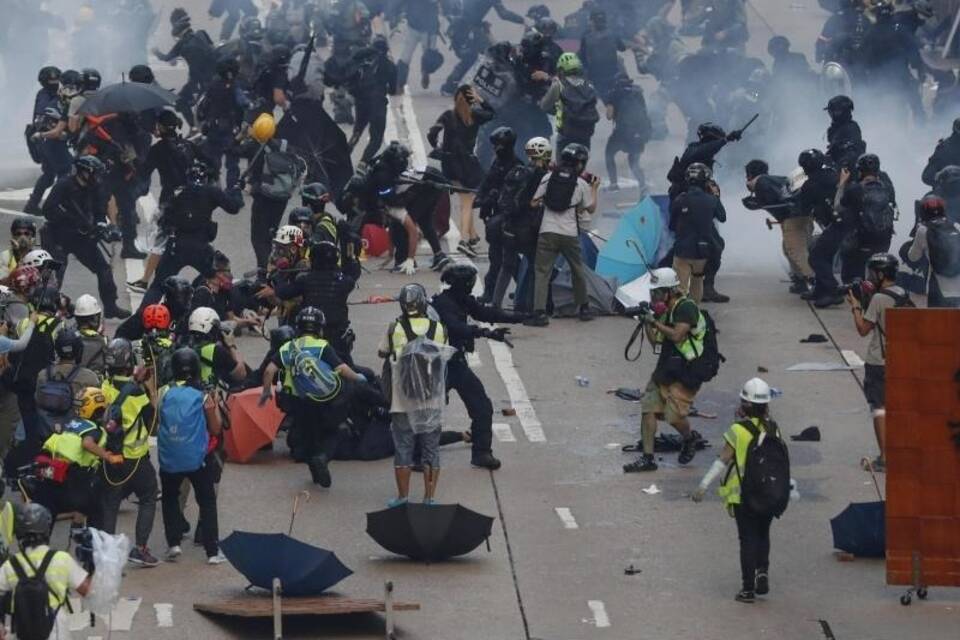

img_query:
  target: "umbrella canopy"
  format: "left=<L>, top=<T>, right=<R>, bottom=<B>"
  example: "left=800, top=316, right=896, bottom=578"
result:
left=595, top=196, right=664, bottom=283
left=366, top=503, right=494, bottom=561
left=78, top=82, right=177, bottom=115
left=220, top=531, right=353, bottom=596
left=830, top=501, right=885, bottom=558
left=275, top=96, right=354, bottom=197
left=224, top=388, right=284, bottom=463
left=550, top=261, right=618, bottom=316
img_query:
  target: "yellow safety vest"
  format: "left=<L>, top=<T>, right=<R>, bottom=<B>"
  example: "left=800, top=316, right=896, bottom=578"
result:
left=198, top=342, right=218, bottom=388
left=277, top=335, right=340, bottom=399
left=18, top=313, right=57, bottom=342
left=664, top=297, right=706, bottom=362
left=2, top=547, right=74, bottom=608
left=0, top=502, right=14, bottom=551
left=718, top=418, right=779, bottom=512
left=42, top=418, right=105, bottom=469
left=103, top=377, right=152, bottom=459
left=388, top=316, right=447, bottom=357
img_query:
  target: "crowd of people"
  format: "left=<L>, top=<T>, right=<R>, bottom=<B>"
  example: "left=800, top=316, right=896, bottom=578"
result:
left=0, top=0, right=957, bottom=631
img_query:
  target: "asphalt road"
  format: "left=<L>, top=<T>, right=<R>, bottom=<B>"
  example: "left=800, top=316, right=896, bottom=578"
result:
left=0, top=1, right=957, bottom=638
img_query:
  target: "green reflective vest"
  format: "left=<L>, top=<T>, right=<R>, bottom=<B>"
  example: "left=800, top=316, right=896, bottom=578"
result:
left=198, top=342, right=218, bottom=388
left=42, top=418, right=105, bottom=468
left=667, top=297, right=706, bottom=362
left=103, top=376, right=152, bottom=459
left=718, top=418, right=780, bottom=512
left=277, top=335, right=339, bottom=398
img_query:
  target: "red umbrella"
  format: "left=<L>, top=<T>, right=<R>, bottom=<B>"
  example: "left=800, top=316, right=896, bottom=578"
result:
left=224, top=388, right=284, bottom=463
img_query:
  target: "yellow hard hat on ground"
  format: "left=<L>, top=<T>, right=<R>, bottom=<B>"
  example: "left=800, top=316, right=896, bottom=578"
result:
left=251, top=113, right=276, bottom=144
left=77, top=387, right=107, bottom=421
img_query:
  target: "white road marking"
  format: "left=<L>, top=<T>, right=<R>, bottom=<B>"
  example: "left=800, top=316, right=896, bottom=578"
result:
left=466, top=351, right=482, bottom=368
left=0, top=206, right=40, bottom=218
left=492, top=422, right=516, bottom=443
left=385, top=96, right=400, bottom=144
left=554, top=507, right=579, bottom=529
left=154, top=603, right=174, bottom=628
left=0, top=188, right=34, bottom=200
left=604, top=443, right=622, bottom=450
left=587, top=600, right=611, bottom=628
left=488, top=341, right=545, bottom=442
left=841, top=349, right=865, bottom=368
left=98, top=597, right=142, bottom=631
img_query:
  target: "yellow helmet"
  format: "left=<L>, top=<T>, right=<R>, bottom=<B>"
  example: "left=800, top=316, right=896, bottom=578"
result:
left=251, top=113, right=276, bottom=144
left=77, top=387, right=107, bottom=421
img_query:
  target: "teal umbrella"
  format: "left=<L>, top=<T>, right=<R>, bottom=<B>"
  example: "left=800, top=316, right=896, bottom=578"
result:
left=595, top=196, right=664, bottom=283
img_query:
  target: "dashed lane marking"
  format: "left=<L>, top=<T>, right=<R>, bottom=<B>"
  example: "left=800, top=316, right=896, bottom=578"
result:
left=488, top=341, right=545, bottom=443
left=586, top=600, right=611, bottom=628
left=554, top=507, right=579, bottom=529
left=492, top=422, right=516, bottom=443
left=154, top=603, right=174, bottom=628
left=841, top=349, right=865, bottom=368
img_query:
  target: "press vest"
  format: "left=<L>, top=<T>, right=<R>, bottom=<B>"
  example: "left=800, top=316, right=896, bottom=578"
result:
left=198, top=342, right=219, bottom=388
left=2, top=546, right=74, bottom=608
left=666, top=297, right=706, bottom=361
left=718, top=417, right=780, bottom=512
left=389, top=316, right=447, bottom=357
left=42, top=418, right=105, bottom=468
left=103, top=377, right=151, bottom=459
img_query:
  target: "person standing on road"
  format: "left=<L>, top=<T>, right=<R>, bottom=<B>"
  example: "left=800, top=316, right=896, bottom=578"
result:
left=0, top=218, right=39, bottom=280
left=623, top=268, right=704, bottom=473
left=579, top=9, right=626, bottom=102
left=603, top=73, right=651, bottom=192
left=692, top=377, right=783, bottom=604
left=670, top=163, right=725, bottom=304
left=540, top=53, right=600, bottom=155
left=391, top=0, right=442, bottom=90
left=476, top=126, right=523, bottom=303
left=908, top=195, right=960, bottom=308
left=347, top=36, right=398, bottom=164
left=847, top=253, right=911, bottom=472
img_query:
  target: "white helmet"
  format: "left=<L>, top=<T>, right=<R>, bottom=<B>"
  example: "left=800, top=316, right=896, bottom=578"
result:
left=649, top=267, right=680, bottom=290
left=73, top=294, right=102, bottom=318
left=524, top=136, right=552, bottom=160
left=740, top=378, right=772, bottom=404
left=188, top=306, right=220, bottom=335
left=20, top=249, right=54, bottom=269
left=273, top=225, right=304, bottom=246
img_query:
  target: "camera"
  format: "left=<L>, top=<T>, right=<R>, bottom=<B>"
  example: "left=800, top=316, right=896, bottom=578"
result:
left=71, top=526, right=95, bottom=573
left=839, top=278, right=875, bottom=306
left=623, top=301, right=652, bottom=318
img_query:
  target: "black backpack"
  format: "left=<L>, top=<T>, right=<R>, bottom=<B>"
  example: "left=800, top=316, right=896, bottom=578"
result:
left=498, top=165, right=531, bottom=220
left=738, top=420, right=791, bottom=518
left=560, top=79, right=599, bottom=132
left=542, top=167, right=580, bottom=213
left=393, top=318, right=443, bottom=401
left=9, top=550, right=68, bottom=640
left=926, top=218, right=960, bottom=277
left=36, top=365, right=81, bottom=416
left=858, top=180, right=895, bottom=238
left=259, top=141, right=305, bottom=201
left=683, top=308, right=725, bottom=386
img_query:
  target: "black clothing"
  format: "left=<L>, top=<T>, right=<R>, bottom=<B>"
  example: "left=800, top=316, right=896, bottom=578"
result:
left=579, top=28, right=625, bottom=97
left=477, top=152, right=523, bottom=299
left=161, top=463, right=219, bottom=557
left=250, top=195, right=289, bottom=268
left=275, top=261, right=361, bottom=342
left=796, top=165, right=839, bottom=228
left=826, top=118, right=866, bottom=170
left=734, top=505, right=773, bottom=593
left=922, top=134, right=960, bottom=187
left=427, top=103, right=496, bottom=189
left=141, top=137, right=198, bottom=205
left=431, top=290, right=519, bottom=354
left=743, top=175, right=794, bottom=221
left=446, top=356, right=494, bottom=455
left=670, top=186, right=725, bottom=259
left=667, top=138, right=728, bottom=198
left=348, top=48, right=397, bottom=162
left=191, top=280, right=231, bottom=321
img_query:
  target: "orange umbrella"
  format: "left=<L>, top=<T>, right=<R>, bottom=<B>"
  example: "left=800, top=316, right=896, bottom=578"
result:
left=224, top=388, right=284, bottom=463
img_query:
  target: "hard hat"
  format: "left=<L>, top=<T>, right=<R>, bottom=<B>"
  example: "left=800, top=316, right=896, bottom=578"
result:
left=557, top=52, right=582, bottom=74
left=867, top=253, right=899, bottom=279
left=273, top=225, right=304, bottom=246
left=142, top=303, right=172, bottom=330
left=54, top=328, right=84, bottom=361
left=9, top=266, right=40, bottom=294
left=441, top=263, right=478, bottom=293
left=251, top=113, right=276, bottom=144
left=15, top=503, right=53, bottom=540
left=20, top=249, right=55, bottom=269
left=310, top=240, right=339, bottom=270
left=649, top=267, right=680, bottom=290
left=524, top=136, right=552, bottom=160
left=740, top=378, right=772, bottom=404
left=73, top=294, right=102, bottom=318
left=77, top=387, right=107, bottom=420
left=188, top=306, right=220, bottom=335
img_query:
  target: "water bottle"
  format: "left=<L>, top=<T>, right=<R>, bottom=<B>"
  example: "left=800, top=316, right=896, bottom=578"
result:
left=575, top=376, right=590, bottom=387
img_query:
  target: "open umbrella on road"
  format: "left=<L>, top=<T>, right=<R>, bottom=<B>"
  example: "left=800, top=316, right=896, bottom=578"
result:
left=366, top=503, right=494, bottom=561
left=830, top=502, right=885, bottom=558
left=595, top=196, right=664, bottom=283
left=224, top=388, right=284, bottom=463
left=78, top=82, right=177, bottom=115
left=220, top=531, right=353, bottom=596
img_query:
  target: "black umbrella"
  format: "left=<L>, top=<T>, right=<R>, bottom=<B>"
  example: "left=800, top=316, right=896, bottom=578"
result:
left=366, top=503, right=494, bottom=561
left=78, top=82, right=177, bottom=115
left=275, top=95, right=354, bottom=197
left=830, top=502, right=885, bottom=558
left=220, top=531, right=353, bottom=596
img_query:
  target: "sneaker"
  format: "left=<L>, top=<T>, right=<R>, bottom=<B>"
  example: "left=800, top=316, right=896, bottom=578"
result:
left=755, top=571, right=769, bottom=595
left=701, top=286, right=730, bottom=303
left=308, top=455, right=332, bottom=488
left=471, top=452, right=502, bottom=470
left=735, top=589, right=756, bottom=603
left=467, top=237, right=482, bottom=247
left=207, top=551, right=228, bottom=565
left=431, top=252, right=451, bottom=271
left=578, top=304, right=596, bottom=322
left=678, top=436, right=698, bottom=465
left=602, top=183, right=620, bottom=192
left=789, top=277, right=812, bottom=295
left=166, top=545, right=182, bottom=562
left=129, top=546, right=160, bottom=568
left=523, top=312, right=549, bottom=327
left=126, top=279, right=149, bottom=293
left=457, top=240, right=478, bottom=258
left=623, top=454, right=658, bottom=473
left=387, top=496, right=408, bottom=508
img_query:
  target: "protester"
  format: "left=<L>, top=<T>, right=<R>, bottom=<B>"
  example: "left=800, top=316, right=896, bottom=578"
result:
left=908, top=195, right=960, bottom=308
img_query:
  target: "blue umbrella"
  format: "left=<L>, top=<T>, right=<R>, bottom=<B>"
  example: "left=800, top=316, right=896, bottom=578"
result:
left=830, top=502, right=885, bottom=558
left=595, top=196, right=664, bottom=283
left=220, top=531, right=353, bottom=596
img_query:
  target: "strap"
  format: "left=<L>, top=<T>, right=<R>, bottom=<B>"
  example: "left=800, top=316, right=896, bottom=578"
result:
left=426, top=320, right=438, bottom=341
left=65, top=364, right=82, bottom=383
left=398, top=316, right=418, bottom=343
left=624, top=322, right=645, bottom=362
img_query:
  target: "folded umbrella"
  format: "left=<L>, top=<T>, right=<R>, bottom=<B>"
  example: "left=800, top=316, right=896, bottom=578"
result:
left=224, top=388, right=284, bottom=463
left=596, top=196, right=663, bottom=283
left=220, top=531, right=352, bottom=596
left=78, top=82, right=177, bottom=115
left=830, top=501, right=885, bottom=558
left=366, top=503, right=494, bottom=561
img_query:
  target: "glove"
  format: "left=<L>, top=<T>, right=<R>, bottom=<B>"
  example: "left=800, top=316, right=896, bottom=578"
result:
left=727, top=130, right=742, bottom=142
left=639, top=308, right=657, bottom=324
left=399, top=258, right=416, bottom=276
left=258, top=386, right=273, bottom=407
left=691, top=488, right=706, bottom=503
left=107, top=454, right=125, bottom=466
left=490, top=327, right=511, bottom=342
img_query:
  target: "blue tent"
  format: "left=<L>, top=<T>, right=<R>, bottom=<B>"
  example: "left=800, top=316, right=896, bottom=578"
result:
left=595, top=196, right=665, bottom=283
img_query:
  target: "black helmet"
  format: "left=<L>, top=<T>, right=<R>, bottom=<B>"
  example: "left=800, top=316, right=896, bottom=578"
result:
left=310, top=241, right=339, bottom=270
left=270, top=45, right=292, bottom=66
left=11, top=217, right=37, bottom=237
left=81, top=68, right=102, bottom=92
left=767, top=35, right=790, bottom=57
left=745, top=159, right=769, bottom=179
left=685, top=162, right=712, bottom=186
left=38, top=66, right=61, bottom=85
left=288, top=206, right=314, bottom=228
left=372, top=34, right=389, bottom=54
left=75, top=155, right=107, bottom=183
left=874, top=0, right=894, bottom=17
left=379, top=141, right=411, bottom=173
left=527, top=4, right=551, bottom=21
left=171, top=347, right=200, bottom=380
left=441, top=263, right=478, bottom=294
left=15, top=503, right=52, bottom=541
left=488, top=41, right=514, bottom=65
left=270, top=325, right=296, bottom=351
left=867, top=252, right=898, bottom=280
left=489, top=126, right=517, bottom=151
left=60, top=69, right=81, bottom=91
left=170, top=7, right=189, bottom=25
left=55, top=328, right=85, bottom=362
left=295, top=306, right=326, bottom=335
left=398, top=283, right=428, bottom=316
left=560, top=143, right=589, bottom=168
left=936, top=165, right=960, bottom=191
left=162, top=275, right=193, bottom=313
left=239, top=16, right=264, bottom=40
left=157, top=108, right=182, bottom=134
left=33, top=286, right=60, bottom=313
left=129, top=64, right=155, bottom=84
left=105, top=338, right=136, bottom=372
left=697, top=122, right=726, bottom=141
left=825, top=94, right=854, bottom=117
left=798, top=148, right=826, bottom=173
left=216, top=56, right=240, bottom=80
left=301, top=182, right=330, bottom=209
left=520, top=30, right=545, bottom=53
left=856, top=153, right=880, bottom=176
left=536, top=17, right=559, bottom=38
left=919, top=195, right=947, bottom=221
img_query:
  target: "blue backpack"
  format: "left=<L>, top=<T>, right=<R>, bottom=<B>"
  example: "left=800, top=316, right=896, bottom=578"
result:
left=287, top=340, right=341, bottom=403
left=158, top=384, right=208, bottom=473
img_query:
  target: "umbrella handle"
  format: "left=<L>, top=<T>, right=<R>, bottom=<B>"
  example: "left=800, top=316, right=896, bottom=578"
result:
left=485, top=537, right=491, bottom=553
left=862, top=458, right=883, bottom=501
left=288, top=490, right=311, bottom=536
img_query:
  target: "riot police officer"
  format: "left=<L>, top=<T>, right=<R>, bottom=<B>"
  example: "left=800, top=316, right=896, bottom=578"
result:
left=824, top=95, right=866, bottom=171
left=140, top=109, right=199, bottom=206
left=922, top=118, right=960, bottom=188
left=197, top=58, right=249, bottom=188
left=441, top=0, right=523, bottom=95
left=324, top=0, right=373, bottom=124
left=347, top=36, right=397, bottom=163
left=152, top=9, right=217, bottom=129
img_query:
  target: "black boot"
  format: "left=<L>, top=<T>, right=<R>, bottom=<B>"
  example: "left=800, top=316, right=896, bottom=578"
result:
left=308, top=454, right=332, bottom=487
left=701, top=282, right=730, bottom=303
left=104, top=304, right=132, bottom=319
left=623, top=453, right=658, bottom=472
left=788, top=275, right=811, bottom=295
left=471, top=452, right=501, bottom=470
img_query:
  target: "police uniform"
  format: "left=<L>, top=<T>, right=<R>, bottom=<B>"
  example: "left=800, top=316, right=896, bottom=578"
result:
left=99, top=376, right=158, bottom=548
left=197, top=76, right=248, bottom=188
